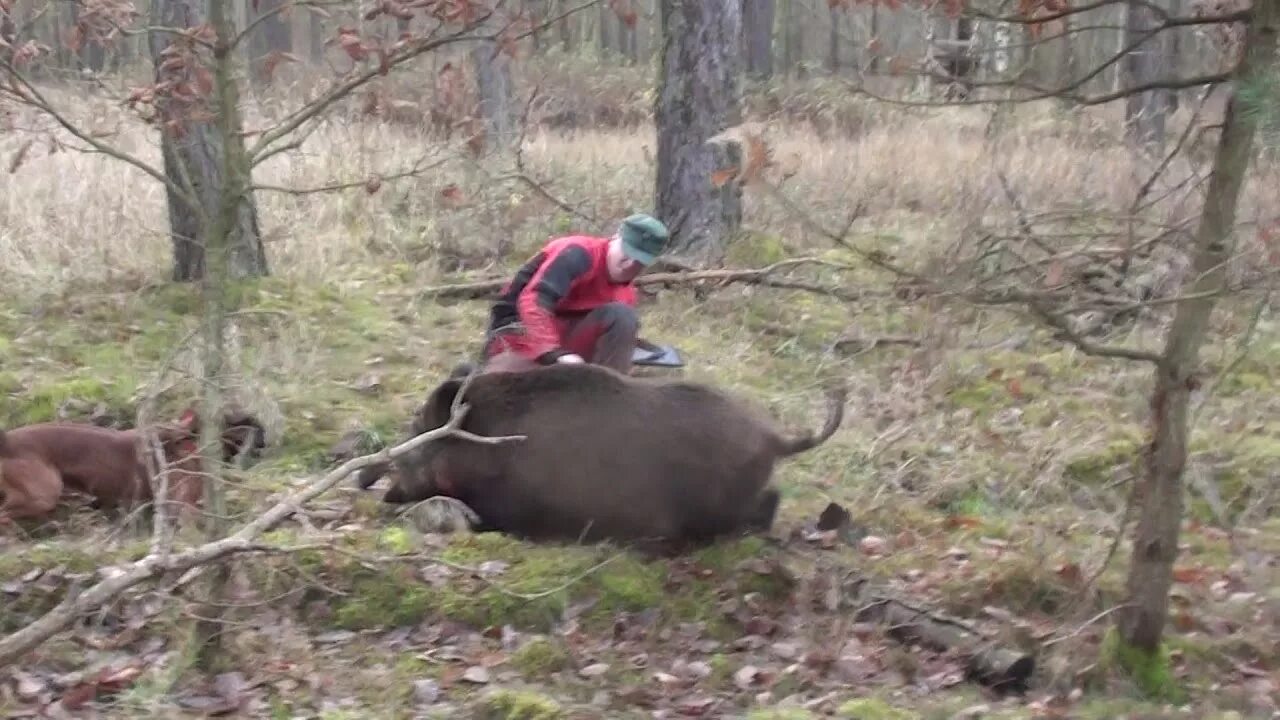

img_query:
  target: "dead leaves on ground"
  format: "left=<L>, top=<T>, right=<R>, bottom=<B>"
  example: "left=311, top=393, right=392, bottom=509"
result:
left=2, top=507, right=1275, bottom=716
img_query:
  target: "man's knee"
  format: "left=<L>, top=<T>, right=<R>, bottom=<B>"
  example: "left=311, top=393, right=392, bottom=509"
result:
left=593, top=302, right=639, bottom=332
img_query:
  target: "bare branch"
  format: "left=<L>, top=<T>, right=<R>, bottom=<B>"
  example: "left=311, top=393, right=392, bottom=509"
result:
left=415, top=257, right=866, bottom=303
left=252, top=154, right=449, bottom=195
left=1025, top=298, right=1163, bottom=363
left=0, top=62, right=201, bottom=209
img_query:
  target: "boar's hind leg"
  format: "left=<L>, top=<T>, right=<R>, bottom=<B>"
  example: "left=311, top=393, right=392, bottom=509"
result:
left=746, top=488, right=780, bottom=534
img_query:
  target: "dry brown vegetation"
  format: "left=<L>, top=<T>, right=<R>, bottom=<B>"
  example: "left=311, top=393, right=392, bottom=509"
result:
left=1, top=60, right=1278, bottom=718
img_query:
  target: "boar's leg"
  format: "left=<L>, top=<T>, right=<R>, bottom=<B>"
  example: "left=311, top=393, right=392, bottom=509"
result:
left=746, top=488, right=781, bottom=533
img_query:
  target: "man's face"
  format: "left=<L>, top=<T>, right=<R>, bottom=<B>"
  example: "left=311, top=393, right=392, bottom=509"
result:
left=606, top=236, right=646, bottom=284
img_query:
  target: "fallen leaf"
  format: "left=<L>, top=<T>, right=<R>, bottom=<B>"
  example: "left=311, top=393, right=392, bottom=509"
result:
left=461, top=666, right=490, bottom=684
left=1172, top=566, right=1208, bottom=584
left=579, top=663, right=610, bottom=678
left=859, top=535, right=887, bottom=556
left=733, top=665, right=761, bottom=689
left=1055, top=562, right=1083, bottom=586
left=1045, top=258, right=1066, bottom=287
left=413, top=678, right=440, bottom=703
left=771, top=642, right=800, bottom=660
left=676, top=695, right=716, bottom=716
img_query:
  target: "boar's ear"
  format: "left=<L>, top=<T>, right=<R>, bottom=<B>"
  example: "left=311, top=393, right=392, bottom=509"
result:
left=422, top=378, right=466, bottom=429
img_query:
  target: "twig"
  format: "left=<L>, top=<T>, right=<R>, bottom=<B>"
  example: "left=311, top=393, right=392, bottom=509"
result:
left=1042, top=604, right=1136, bottom=648
left=251, top=154, right=449, bottom=195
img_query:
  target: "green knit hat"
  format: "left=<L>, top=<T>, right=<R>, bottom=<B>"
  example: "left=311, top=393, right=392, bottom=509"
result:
left=618, top=213, right=670, bottom=266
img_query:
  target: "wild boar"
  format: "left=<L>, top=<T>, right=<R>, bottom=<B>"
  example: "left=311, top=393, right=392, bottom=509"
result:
left=367, top=363, right=846, bottom=551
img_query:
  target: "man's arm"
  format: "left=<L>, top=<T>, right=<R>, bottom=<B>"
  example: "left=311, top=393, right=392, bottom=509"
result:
left=515, top=244, right=593, bottom=363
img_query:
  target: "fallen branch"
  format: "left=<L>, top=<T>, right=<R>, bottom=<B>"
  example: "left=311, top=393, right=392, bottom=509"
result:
left=830, top=574, right=1035, bottom=692
left=857, top=594, right=1035, bottom=691
left=415, top=257, right=862, bottom=303
left=0, top=403, right=524, bottom=668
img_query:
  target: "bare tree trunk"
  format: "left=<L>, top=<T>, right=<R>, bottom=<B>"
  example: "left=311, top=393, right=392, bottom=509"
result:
left=189, top=0, right=249, bottom=672
left=654, top=0, right=744, bottom=266
left=743, top=0, right=775, bottom=79
left=1122, top=0, right=1171, bottom=150
left=0, top=4, right=14, bottom=64
left=867, top=5, right=879, bottom=73
left=827, top=2, right=839, bottom=72
left=246, top=0, right=292, bottom=84
left=1117, top=0, right=1278, bottom=659
left=309, top=9, right=325, bottom=62
left=558, top=0, right=573, bottom=51
left=470, top=18, right=515, bottom=154
left=150, top=0, right=268, bottom=282
left=598, top=1, right=612, bottom=56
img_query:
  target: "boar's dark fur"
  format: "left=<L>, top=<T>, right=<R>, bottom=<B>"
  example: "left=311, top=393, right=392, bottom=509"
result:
left=368, top=363, right=847, bottom=550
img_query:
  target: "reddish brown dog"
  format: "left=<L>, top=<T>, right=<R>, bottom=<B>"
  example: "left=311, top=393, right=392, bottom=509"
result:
left=0, top=409, right=264, bottom=525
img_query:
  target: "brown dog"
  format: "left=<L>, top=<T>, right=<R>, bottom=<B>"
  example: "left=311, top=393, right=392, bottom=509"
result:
left=0, top=408, right=263, bottom=525
left=365, top=363, right=847, bottom=550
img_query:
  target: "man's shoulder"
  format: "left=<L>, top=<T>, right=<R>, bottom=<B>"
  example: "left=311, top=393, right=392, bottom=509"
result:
left=545, top=234, right=609, bottom=252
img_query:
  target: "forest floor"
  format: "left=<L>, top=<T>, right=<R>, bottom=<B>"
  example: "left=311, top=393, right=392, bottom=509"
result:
left=1, top=73, right=1279, bottom=718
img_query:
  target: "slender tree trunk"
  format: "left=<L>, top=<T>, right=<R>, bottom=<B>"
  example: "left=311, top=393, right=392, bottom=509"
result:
left=1122, top=0, right=1170, bottom=150
left=1117, top=0, right=1279, bottom=657
left=827, top=3, right=839, bottom=73
left=654, top=0, right=744, bottom=266
left=149, top=0, right=268, bottom=282
left=470, top=14, right=515, bottom=154
left=558, top=0, right=572, bottom=51
left=743, top=0, right=775, bottom=80
left=188, top=0, right=248, bottom=672
left=0, top=3, right=14, bottom=65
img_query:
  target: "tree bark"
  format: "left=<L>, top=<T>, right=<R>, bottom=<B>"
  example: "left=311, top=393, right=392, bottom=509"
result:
left=654, top=0, right=744, bottom=267
left=246, top=0, right=292, bottom=84
left=743, top=0, right=774, bottom=79
left=1117, top=0, right=1278, bottom=655
left=470, top=14, right=515, bottom=155
left=1122, top=0, right=1171, bottom=150
left=149, top=0, right=268, bottom=282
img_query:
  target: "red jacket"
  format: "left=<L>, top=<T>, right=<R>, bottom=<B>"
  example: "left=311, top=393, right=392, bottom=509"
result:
left=486, top=235, right=637, bottom=362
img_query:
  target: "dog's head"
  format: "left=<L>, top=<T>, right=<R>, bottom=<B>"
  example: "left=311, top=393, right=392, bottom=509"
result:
left=153, top=408, right=201, bottom=461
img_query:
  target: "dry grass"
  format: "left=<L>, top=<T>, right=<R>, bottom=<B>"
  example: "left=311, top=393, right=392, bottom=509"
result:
left=5, top=79, right=1277, bottom=297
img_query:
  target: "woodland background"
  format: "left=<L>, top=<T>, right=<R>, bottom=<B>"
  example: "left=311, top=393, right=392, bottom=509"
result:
left=0, top=0, right=1277, bottom=717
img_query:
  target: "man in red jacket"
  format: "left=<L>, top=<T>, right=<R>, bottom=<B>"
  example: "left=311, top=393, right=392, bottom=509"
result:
left=480, top=213, right=670, bottom=375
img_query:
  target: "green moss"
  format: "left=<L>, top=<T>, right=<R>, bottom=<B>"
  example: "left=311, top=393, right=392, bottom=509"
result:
left=511, top=636, right=571, bottom=676
left=474, top=689, right=565, bottom=720
left=377, top=526, right=417, bottom=554
left=1098, top=626, right=1186, bottom=703
left=836, top=698, right=922, bottom=720
left=8, top=375, right=137, bottom=425
left=1064, top=435, right=1145, bottom=485
left=332, top=565, right=435, bottom=630
left=726, top=232, right=789, bottom=267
